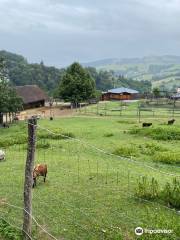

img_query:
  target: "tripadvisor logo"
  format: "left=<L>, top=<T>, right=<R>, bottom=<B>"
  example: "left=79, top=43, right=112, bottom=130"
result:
left=135, top=227, right=143, bottom=236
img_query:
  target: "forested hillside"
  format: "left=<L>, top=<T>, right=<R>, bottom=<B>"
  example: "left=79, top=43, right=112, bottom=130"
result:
left=84, top=56, right=180, bottom=91
left=0, top=50, right=64, bottom=95
left=0, top=50, right=152, bottom=95
left=86, top=67, right=151, bottom=93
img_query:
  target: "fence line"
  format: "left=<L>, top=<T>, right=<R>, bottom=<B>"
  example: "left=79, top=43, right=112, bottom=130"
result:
left=1, top=119, right=179, bottom=239
left=0, top=216, right=34, bottom=240
left=28, top=122, right=180, bottom=178
left=1, top=201, right=58, bottom=240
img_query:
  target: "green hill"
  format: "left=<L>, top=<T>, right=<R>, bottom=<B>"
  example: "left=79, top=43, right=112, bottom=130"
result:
left=0, top=50, right=152, bottom=94
left=84, top=56, right=180, bottom=91
left=0, top=50, right=64, bottom=94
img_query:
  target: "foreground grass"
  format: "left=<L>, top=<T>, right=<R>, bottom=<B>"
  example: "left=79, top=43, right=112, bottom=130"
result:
left=0, top=114, right=180, bottom=239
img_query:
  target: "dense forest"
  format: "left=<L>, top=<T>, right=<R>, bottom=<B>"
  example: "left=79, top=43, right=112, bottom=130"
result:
left=0, top=50, right=152, bottom=95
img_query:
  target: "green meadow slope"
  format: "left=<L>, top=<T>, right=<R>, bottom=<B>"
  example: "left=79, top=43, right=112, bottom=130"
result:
left=84, top=56, right=180, bottom=90
left=0, top=104, right=179, bottom=239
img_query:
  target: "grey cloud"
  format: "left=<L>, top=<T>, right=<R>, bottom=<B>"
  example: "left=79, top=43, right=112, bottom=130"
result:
left=0, top=0, right=180, bottom=66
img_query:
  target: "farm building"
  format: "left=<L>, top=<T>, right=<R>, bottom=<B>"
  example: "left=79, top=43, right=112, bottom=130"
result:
left=16, top=85, right=49, bottom=109
left=101, top=87, right=139, bottom=101
left=170, top=93, right=180, bottom=100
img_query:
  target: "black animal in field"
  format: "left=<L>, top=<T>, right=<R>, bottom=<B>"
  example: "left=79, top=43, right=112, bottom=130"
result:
left=142, top=122, right=152, bottom=127
left=2, top=123, right=9, bottom=128
left=168, top=119, right=175, bottom=125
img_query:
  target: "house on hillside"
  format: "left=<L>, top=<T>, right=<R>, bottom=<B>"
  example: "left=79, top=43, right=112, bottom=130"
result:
left=101, top=87, right=139, bottom=101
left=16, top=85, right=49, bottom=109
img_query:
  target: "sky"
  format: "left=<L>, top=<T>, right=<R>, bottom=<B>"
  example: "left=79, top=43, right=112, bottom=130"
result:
left=0, top=0, right=180, bottom=67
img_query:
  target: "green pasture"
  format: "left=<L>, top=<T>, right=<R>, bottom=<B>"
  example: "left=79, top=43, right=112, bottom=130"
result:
left=80, top=100, right=180, bottom=119
left=0, top=110, right=180, bottom=239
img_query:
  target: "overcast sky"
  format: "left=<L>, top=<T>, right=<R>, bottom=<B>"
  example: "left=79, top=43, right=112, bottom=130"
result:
left=0, top=0, right=180, bottom=67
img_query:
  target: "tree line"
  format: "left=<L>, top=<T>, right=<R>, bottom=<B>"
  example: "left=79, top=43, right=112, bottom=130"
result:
left=0, top=50, right=152, bottom=96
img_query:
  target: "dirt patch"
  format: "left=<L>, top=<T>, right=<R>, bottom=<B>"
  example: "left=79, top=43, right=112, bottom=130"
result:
left=0, top=198, right=7, bottom=207
left=18, top=107, right=75, bottom=120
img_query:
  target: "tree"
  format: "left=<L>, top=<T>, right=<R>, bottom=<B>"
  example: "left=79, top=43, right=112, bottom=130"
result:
left=58, top=62, right=96, bottom=105
left=0, top=57, right=22, bottom=124
left=153, top=87, right=160, bottom=98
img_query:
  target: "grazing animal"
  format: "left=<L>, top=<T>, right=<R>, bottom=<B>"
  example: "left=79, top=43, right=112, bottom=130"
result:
left=33, top=164, right=47, bottom=188
left=2, top=123, right=9, bottom=128
left=168, top=119, right=175, bottom=125
left=142, top=122, right=152, bottom=127
left=13, top=116, right=19, bottom=121
left=0, top=150, right=5, bottom=161
left=50, top=117, right=53, bottom=121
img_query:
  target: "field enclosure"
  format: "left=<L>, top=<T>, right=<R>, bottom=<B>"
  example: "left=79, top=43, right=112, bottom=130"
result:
left=79, top=100, right=180, bottom=120
left=0, top=110, right=180, bottom=239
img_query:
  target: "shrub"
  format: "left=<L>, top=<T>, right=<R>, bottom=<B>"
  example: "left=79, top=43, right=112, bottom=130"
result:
left=135, top=177, right=180, bottom=209
left=130, top=127, right=180, bottom=141
left=113, top=145, right=138, bottom=157
left=154, top=152, right=180, bottom=165
left=117, top=120, right=135, bottom=124
left=38, top=131, right=75, bottom=140
left=104, top=133, right=114, bottom=137
left=0, top=134, right=27, bottom=147
left=0, top=219, right=22, bottom=240
left=161, top=178, right=180, bottom=209
left=135, top=176, right=159, bottom=200
left=139, top=142, right=168, bottom=156
left=36, top=142, right=50, bottom=149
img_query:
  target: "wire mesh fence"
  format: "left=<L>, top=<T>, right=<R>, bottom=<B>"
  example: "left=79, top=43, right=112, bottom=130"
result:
left=0, top=120, right=179, bottom=239
left=78, top=100, right=180, bottom=120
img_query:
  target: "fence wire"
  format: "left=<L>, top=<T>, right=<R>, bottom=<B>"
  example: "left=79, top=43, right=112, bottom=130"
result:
left=0, top=119, right=179, bottom=240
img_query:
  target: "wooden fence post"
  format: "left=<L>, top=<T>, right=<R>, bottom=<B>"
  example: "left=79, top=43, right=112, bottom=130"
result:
left=23, top=117, right=37, bottom=239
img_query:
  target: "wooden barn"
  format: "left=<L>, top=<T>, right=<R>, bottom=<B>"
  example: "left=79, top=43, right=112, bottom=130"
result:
left=102, top=87, right=139, bottom=101
left=16, top=85, right=48, bottom=109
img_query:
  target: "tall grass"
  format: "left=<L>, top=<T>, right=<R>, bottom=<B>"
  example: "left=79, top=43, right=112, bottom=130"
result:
left=130, top=127, right=180, bottom=141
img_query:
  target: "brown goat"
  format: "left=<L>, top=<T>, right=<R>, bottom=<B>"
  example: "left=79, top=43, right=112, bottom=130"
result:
left=33, top=164, right=47, bottom=188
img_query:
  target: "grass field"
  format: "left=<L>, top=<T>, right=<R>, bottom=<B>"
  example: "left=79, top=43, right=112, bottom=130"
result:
left=0, top=103, right=180, bottom=240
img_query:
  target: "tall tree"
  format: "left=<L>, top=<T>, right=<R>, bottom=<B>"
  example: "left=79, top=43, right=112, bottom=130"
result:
left=0, top=57, right=22, bottom=124
left=153, top=87, right=160, bottom=98
left=58, top=62, right=96, bottom=105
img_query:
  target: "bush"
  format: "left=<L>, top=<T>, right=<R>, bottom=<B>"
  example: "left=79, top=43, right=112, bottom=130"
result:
left=139, top=142, right=168, bottom=156
left=135, top=177, right=180, bottom=209
left=161, top=178, right=180, bottom=209
left=135, top=176, right=159, bottom=200
left=0, top=219, right=22, bottom=240
left=113, top=145, right=138, bottom=157
left=36, top=142, right=51, bottom=149
left=154, top=152, right=180, bottom=165
left=130, top=127, right=180, bottom=141
left=38, top=131, right=75, bottom=140
left=104, top=133, right=114, bottom=137
left=0, top=134, right=27, bottom=147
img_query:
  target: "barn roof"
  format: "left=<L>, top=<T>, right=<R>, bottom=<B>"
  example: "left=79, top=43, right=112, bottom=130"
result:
left=16, top=85, right=49, bottom=104
left=108, top=87, right=139, bottom=94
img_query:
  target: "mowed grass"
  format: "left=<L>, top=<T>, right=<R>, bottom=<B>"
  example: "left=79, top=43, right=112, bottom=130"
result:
left=0, top=113, right=180, bottom=239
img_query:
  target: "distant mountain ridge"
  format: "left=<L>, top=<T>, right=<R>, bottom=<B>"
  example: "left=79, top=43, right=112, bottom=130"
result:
left=83, top=55, right=180, bottom=91
left=0, top=50, right=152, bottom=93
left=83, top=55, right=180, bottom=67
left=1, top=50, right=179, bottom=92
